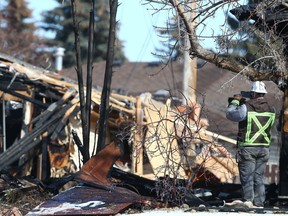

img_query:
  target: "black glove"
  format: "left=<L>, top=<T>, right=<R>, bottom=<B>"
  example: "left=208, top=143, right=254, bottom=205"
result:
left=239, top=97, right=246, bottom=105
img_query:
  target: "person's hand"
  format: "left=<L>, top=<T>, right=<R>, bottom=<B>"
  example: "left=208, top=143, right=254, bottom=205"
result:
left=233, top=94, right=242, bottom=101
left=228, top=94, right=246, bottom=105
left=234, top=94, right=246, bottom=105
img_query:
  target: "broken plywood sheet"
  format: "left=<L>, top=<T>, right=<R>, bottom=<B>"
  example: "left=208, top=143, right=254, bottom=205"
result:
left=140, top=93, right=238, bottom=182
left=142, top=95, right=186, bottom=179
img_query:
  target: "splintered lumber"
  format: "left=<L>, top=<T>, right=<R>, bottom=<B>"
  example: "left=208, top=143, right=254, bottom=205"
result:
left=172, top=113, right=239, bottom=182
left=50, top=103, right=80, bottom=140
left=49, top=96, right=80, bottom=140
left=200, top=130, right=237, bottom=145
left=140, top=95, right=238, bottom=182
left=0, top=84, right=48, bottom=108
left=195, top=155, right=237, bottom=183
left=35, top=88, right=77, bottom=128
left=0, top=81, right=30, bottom=102
left=0, top=54, right=136, bottom=116
left=0, top=105, right=70, bottom=171
left=111, top=93, right=137, bottom=103
left=195, top=143, right=239, bottom=183
left=0, top=207, right=22, bottom=216
left=0, top=52, right=138, bottom=180
left=142, top=95, right=186, bottom=179
left=187, top=126, right=238, bottom=182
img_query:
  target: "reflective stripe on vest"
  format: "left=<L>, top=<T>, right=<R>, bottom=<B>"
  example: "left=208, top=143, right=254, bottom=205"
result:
left=240, top=111, right=275, bottom=146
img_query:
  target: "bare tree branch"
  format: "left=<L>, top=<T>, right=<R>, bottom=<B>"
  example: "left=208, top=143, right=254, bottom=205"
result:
left=167, top=0, right=284, bottom=81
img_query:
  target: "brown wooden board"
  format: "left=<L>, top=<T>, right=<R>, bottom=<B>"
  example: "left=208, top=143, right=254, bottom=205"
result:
left=143, top=97, right=186, bottom=179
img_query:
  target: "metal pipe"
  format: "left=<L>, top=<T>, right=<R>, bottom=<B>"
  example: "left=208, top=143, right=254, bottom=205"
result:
left=54, top=47, right=65, bottom=73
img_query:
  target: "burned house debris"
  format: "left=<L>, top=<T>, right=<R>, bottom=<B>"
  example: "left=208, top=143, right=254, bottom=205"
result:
left=0, top=52, right=286, bottom=215
left=0, top=52, right=240, bottom=180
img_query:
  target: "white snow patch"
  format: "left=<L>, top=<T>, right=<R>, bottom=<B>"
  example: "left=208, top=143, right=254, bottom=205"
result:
left=27, top=200, right=105, bottom=215
left=119, top=209, right=288, bottom=216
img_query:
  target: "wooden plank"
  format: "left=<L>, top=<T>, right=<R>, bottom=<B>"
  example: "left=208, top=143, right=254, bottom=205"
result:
left=0, top=105, right=69, bottom=170
left=18, top=100, right=34, bottom=176
left=201, top=130, right=237, bottom=145
left=132, top=96, right=143, bottom=175
left=50, top=102, right=80, bottom=140
left=35, top=87, right=77, bottom=128
left=175, top=120, right=237, bottom=145
left=111, top=93, right=137, bottom=103
left=0, top=85, right=47, bottom=108
left=0, top=91, right=23, bottom=101
left=10, top=63, right=68, bottom=88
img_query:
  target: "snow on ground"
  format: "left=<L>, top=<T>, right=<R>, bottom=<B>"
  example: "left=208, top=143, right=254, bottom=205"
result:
left=119, top=209, right=288, bottom=216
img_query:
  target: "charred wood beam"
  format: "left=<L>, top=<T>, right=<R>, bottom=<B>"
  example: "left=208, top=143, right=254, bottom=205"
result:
left=0, top=74, right=65, bottom=101
left=41, top=136, right=50, bottom=180
left=15, top=139, right=42, bottom=174
left=35, top=88, right=77, bottom=128
left=50, top=105, right=80, bottom=140
left=0, top=105, right=71, bottom=171
left=72, top=129, right=83, bottom=149
left=1, top=81, right=28, bottom=91
left=46, top=105, right=75, bottom=137
left=111, top=167, right=156, bottom=197
left=0, top=85, right=48, bottom=109
left=0, top=138, right=42, bottom=171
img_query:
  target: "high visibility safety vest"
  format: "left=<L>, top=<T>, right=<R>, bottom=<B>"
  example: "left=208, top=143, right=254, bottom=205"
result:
left=238, top=99, right=275, bottom=147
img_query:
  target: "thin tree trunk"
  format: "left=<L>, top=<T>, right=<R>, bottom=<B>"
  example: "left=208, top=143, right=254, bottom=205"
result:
left=71, top=0, right=89, bottom=163
left=97, top=0, right=118, bottom=153
left=84, top=0, right=96, bottom=158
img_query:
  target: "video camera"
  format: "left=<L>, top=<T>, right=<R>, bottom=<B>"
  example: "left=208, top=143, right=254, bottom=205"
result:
left=240, top=91, right=251, bottom=99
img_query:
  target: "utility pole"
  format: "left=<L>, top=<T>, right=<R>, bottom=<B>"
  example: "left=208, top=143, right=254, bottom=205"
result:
left=183, top=1, right=197, bottom=104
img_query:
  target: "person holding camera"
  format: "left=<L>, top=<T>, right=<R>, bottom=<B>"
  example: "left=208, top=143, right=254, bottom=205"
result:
left=226, top=81, right=275, bottom=208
